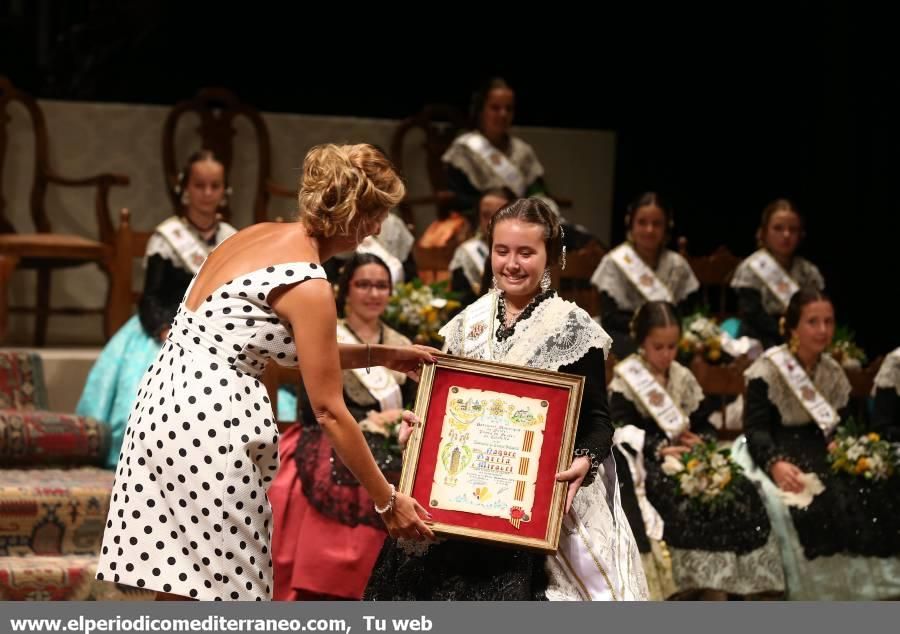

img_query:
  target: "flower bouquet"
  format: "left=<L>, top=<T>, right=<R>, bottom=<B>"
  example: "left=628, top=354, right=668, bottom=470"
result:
left=383, top=279, right=462, bottom=345
left=660, top=440, right=744, bottom=509
left=828, top=326, right=867, bottom=370
left=827, top=419, right=896, bottom=481
left=678, top=312, right=725, bottom=364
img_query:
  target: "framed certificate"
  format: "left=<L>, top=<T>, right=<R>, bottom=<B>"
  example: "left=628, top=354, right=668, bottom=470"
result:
left=400, top=353, right=584, bottom=553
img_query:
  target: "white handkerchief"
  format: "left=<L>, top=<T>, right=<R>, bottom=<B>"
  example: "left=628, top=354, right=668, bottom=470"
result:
left=775, top=472, right=826, bottom=509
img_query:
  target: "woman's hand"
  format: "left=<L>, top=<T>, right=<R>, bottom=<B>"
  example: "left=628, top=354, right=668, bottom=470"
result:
left=380, top=491, right=435, bottom=541
left=397, top=410, right=420, bottom=449
left=659, top=445, right=691, bottom=457
left=378, top=345, right=439, bottom=380
left=771, top=460, right=805, bottom=493
left=556, top=456, right=591, bottom=513
left=158, top=327, right=170, bottom=343
left=678, top=430, right=703, bottom=447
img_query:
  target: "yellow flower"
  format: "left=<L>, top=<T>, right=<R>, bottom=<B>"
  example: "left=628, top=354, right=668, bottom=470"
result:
left=707, top=348, right=721, bottom=362
left=686, top=458, right=700, bottom=473
left=868, top=433, right=880, bottom=442
left=855, top=457, right=870, bottom=474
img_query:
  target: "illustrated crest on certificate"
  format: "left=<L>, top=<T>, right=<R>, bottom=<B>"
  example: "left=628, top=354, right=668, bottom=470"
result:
left=430, top=386, right=548, bottom=529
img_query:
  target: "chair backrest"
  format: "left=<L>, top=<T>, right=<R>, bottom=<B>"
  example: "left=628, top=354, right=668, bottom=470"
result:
left=558, top=240, right=606, bottom=316
left=413, top=242, right=458, bottom=284
left=390, top=104, right=466, bottom=228
left=1, top=76, right=99, bottom=237
left=106, top=208, right=152, bottom=334
left=688, top=353, right=751, bottom=439
left=162, top=87, right=273, bottom=224
left=845, top=356, right=884, bottom=423
left=678, top=237, right=742, bottom=318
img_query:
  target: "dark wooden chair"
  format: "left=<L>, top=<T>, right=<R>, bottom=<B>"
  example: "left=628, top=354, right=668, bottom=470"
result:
left=557, top=240, right=605, bottom=316
left=390, top=104, right=466, bottom=232
left=689, top=353, right=753, bottom=439
left=0, top=76, right=130, bottom=345
left=162, top=87, right=294, bottom=226
left=844, top=356, right=884, bottom=424
left=678, top=237, right=742, bottom=319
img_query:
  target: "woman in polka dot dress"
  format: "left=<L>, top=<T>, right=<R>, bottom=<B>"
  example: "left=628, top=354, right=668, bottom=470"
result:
left=96, top=144, right=436, bottom=601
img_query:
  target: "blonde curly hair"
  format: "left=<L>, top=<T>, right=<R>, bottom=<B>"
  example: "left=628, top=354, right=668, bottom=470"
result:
left=298, top=143, right=405, bottom=239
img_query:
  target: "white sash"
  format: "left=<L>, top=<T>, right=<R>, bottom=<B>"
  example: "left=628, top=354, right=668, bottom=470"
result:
left=766, top=345, right=840, bottom=436
left=460, top=239, right=489, bottom=290
left=462, top=132, right=527, bottom=197
left=609, top=244, right=673, bottom=303
left=357, top=237, right=405, bottom=285
left=156, top=217, right=215, bottom=275
left=612, top=426, right=665, bottom=541
left=459, top=293, right=499, bottom=361
left=746, top=250, right=799, bottom=311
left=614, top=355, right=689, bottom=441
left=551, top=454, right=642, bottom=601
left=335, top=322, right=403, bottom=412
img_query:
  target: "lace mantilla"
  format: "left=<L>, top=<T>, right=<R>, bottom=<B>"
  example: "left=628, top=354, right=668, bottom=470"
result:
left=442, top=131, right=544, bottom=194
left=874, top=348, right=900, bottom=395
left=609, top=359, right=704, bottom=420
left=590, top=248, right=699, bottom=310
left=144, top=219, right=237, bottom=269
left=744, top=347, right=850, bottom=425
left=730, top=251, right=825, bottom=315
left=441, top=293, right=612, bottom=370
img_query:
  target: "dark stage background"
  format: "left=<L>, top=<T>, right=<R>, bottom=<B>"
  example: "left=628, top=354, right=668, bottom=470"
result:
left=1, top=2, right=893, bottom=354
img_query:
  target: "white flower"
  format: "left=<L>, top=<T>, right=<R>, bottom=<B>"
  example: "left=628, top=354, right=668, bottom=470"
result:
left=661, top=454, right=685, bottom=475
left=431, top=298, right=448, bottom=309
left=710, top=453, right=728, bottom=469
left=847, top=444, right=866, bottom=461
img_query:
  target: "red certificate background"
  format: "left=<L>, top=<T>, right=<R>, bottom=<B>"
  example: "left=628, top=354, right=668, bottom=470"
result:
left=412, top=366, right=575, bottom=541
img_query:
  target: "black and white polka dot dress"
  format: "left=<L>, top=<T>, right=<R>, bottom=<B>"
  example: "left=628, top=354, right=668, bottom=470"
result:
left=96, top=262, right=327, bottom=600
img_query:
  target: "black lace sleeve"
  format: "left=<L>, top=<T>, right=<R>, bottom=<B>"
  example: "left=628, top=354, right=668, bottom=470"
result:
left=598, top=291, right=634, bottom=336
left=675, top=289, right=700, bottom=319
left=451, top=267, right=479, bottom=308
left=872, top=387, right=900, bottom=442
left=559, top=346, right=613, bottom=485
left=689, top=396, right=720, bottom=440
left=744, top=377, right=784, bottom=472
left=138, top=254, right=192, bottom=338
left=402, top=253, right=418, bottom=285
left=445, top=164, right=481, bottom=223
left=736, top=287, right=781, bottom=349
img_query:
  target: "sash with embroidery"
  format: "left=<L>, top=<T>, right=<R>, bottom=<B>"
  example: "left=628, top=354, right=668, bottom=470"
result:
left=335, top=322, right=403, bottom=412
left=156, top=216, right=216, bottom=275
left=746, top=249, right=799, bottom=311
left=765, top=345, right=840, bottom=436
left=357, top=236, right=405, bottom=285
left=609, top=244, right=673, bottom=303
left=614, top=355, right=689, bottom=441
left=459, top=238, right=488, bottom=291
left=461, top=132, right=527, bottom=197
left=458, top=292, right=498, bottom=361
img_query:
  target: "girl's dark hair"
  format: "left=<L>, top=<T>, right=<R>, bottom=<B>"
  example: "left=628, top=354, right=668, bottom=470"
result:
left=175, top=149, right=227, bottom=214
left=624, top=191, right=674, bottom=235
left=630, top=301, right=680, bottom=344
left=469, top=77, right=514, bottom=129
left=757, top=198, right=805, bottom=248
left=335, top=252, right=393, bottom=317
left=487, top=197, right=563, bottom=266
left=781, top=288, right=831, bottom=340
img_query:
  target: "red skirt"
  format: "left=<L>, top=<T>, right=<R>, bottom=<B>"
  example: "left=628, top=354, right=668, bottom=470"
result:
left=270, top=425, right=387, bottom=600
